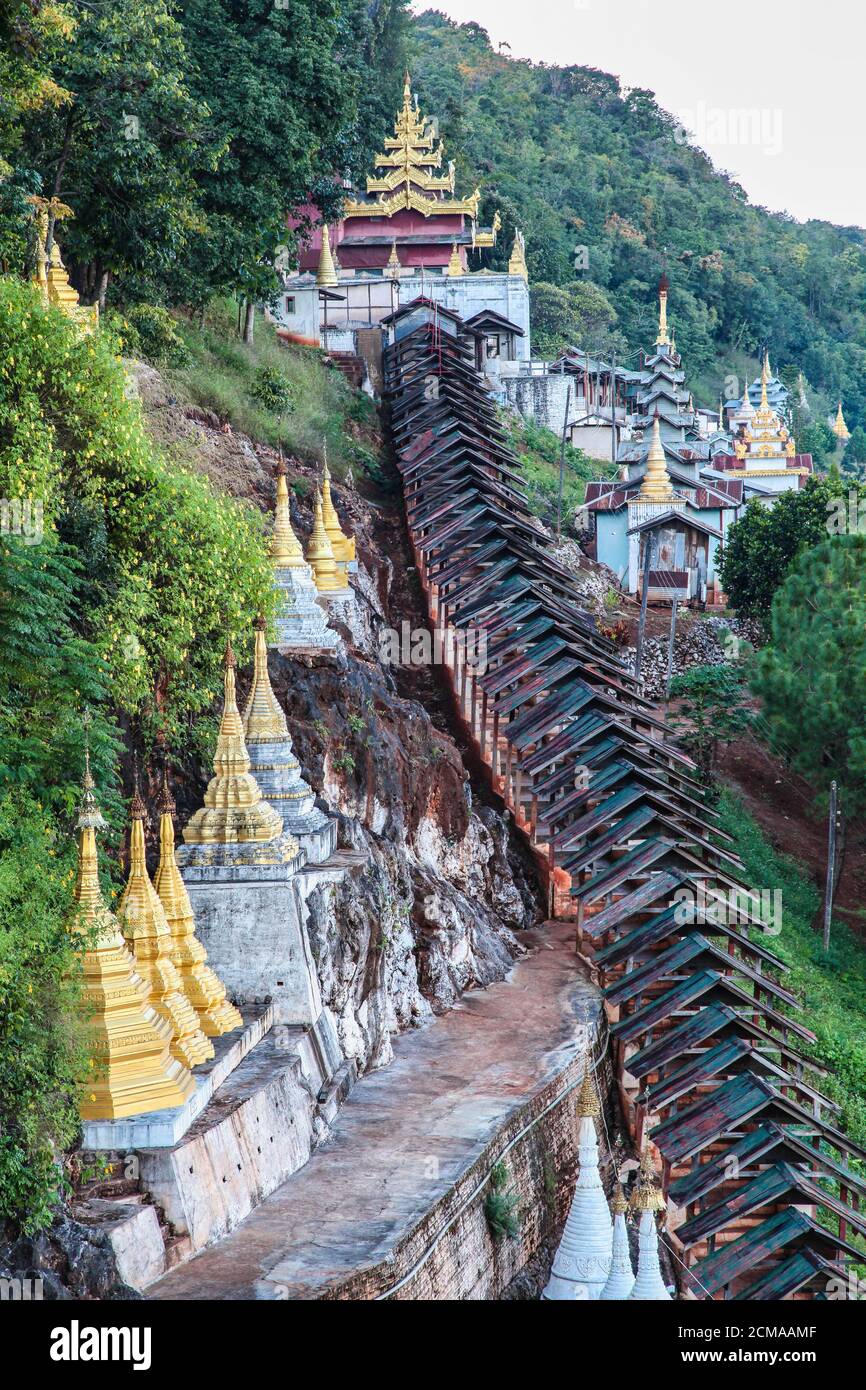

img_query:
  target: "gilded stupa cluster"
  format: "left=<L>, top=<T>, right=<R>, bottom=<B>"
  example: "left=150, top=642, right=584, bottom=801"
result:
left=72, top=737, right=240, bottom=1121
left=543, top=1057, right=671, bottom=1302
left=72, top=457, right=355, bottom=1122
left=29, top=198, right=99, bottom=333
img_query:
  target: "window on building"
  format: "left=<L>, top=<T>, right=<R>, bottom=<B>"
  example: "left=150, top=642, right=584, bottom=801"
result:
left=285, top=295, right=296, bottom=315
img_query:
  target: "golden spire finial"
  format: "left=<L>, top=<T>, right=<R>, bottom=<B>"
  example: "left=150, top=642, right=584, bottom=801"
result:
left=316, top=225, right=339, bottom=288
left=611, top=1182, right=629, bottom=1216
left=508, top=229, right=528, bottom=281
left=630, top=1149, right=666, bottom=1214
left=271, top=456, right=305, bottom=568
left=242, top=617, right=290, bottom=744
left=154, top=765, right=242, bottom=1037
left=655, top=273, right=670, bottom=347
left=833, top=400, right=850, bottom=440
left=119, top=768, right=213, bottom=1069
left=576, top=1057, right=602, bottom=1119
left=639, top=412, right=674, bottom=500
left=759, top=352, right=770, bottom=411
left=446, top=242, right=463, bottom=276
left=305, top=489, right=346, bottom=593
left=320, top=445, right=356, bottom=570
left=181, top=640, right=285, bottom=845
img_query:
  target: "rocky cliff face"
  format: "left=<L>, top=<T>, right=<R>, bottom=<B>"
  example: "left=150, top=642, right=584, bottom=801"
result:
left=133, top=357, right=543, bottom=1076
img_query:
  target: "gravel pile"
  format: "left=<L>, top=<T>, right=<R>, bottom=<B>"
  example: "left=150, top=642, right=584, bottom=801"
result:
left=625, top=615, right=762, bottom=700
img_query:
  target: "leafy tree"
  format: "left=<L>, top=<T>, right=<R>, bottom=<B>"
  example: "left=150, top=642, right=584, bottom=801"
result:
left=751, top=535, right=866, bottom=895
left=173, top=0, right=409, bottom=328
left=718, top=476, right=865, bottom=627
left=669, top=662, right=753, bottom=785
left=843, top=426, right=866, bottom=473
left=797, top=419, right=836, bottom=470
left=24, top=0, right=216, bottom=309
left=529, top=280, right=623, bottom=358
left=0, top=0, right=73, bottom=269
left=0, top=277, right=275, bottom=744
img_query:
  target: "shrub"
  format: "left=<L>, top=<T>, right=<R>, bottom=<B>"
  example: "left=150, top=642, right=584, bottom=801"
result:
left=123, top=304, right=190, bottom=368
left=484, top=1160, right=521, bottom=1242
left=0, top=791, right=90, bottom=1233
left=249, top=364, right=294, bottom=414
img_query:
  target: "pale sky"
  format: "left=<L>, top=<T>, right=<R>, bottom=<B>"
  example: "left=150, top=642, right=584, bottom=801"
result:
left=412, top=0, right=865, bottom=229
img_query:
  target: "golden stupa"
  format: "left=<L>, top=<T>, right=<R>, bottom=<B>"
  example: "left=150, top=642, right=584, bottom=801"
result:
left=153, top=770, right=243, bottom=1037
left=446, top=242, right=463, bottom=277
left=305, top=489, right=347, bottom=594
left=182, top=641, right=285, bottom=844
left=833, top=401, right=850, bottom=442
left=316, top=225, right=339, bottom=288
left=243, top=617, right=291, bottom=743
left=30, top=199, right=99, bottom=333
left=630, top=1149, right=667, bottom=1214
left=610, top=1183, right=629, bottom=1217
left=508, top=229, right=528, bottom=281
left=639, top=413, right=675, bottom=501
left=271, top=458, right=306, bottom=569
left=72, top=744, right=194, bottom=1120
left=321, top=450, right=356, bottom=570
left=576, top=1058, right=602, bottom=1119
left=118, top=779, right=213, bottom=1069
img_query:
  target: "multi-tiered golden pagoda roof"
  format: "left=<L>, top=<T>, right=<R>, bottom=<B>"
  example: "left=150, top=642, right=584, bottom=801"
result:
left=734, top=352, right=804, bottom=474
left=343, top=71, right=487, bottom=225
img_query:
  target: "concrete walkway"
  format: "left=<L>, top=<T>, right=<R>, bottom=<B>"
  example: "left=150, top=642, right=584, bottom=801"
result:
left=149, top=920, right=600, bottom=1300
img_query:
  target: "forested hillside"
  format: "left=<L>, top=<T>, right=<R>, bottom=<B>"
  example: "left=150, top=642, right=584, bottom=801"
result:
left=409, top=11, right=866, bottom=431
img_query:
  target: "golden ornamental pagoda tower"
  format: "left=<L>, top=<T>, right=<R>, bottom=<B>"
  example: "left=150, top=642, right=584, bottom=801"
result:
left=446, top=243, right=463, bottom=276
left=242, top=617, right=290, bottom=743
left=305, top=489, right=348, bottom=594
left=271, top=458, right=305, bottom=569
left=321, top=451, right=356, bottom=570
left=182, top=641, right=286, bottom=845
left=118, top=779, right=213, bottom=1069
left=72, top=745, right=194, bottom=1119
left=508, top=230, right=528, bottom=281
left=316, top=225, right=339, bottom=288
left=833, top=401, right=850, bottom=442
left=639, top=414, right=675, bottom=501
left=153, top=770, right=243, bottom=1037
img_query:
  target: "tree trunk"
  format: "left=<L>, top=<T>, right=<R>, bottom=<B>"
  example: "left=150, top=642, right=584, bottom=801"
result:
left=242, top=299, right=255, bottom=344
left=46, top=110, right=75, bottom=255
left=97, top=269, right=110, bottom=315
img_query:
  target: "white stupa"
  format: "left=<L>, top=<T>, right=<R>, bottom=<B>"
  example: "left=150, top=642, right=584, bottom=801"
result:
left=599, top=1182, right=635, bottom=1300
left=629, top=1150, right=672, bottom=1300
left=270, top=458, right=341, bottom=652
left=543, top=1061, right=612, bottom=1300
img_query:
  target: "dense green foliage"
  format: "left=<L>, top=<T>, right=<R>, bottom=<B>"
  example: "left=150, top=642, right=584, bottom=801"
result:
left=718, top=475, right=866, bottom=626
left=0, top=279, right=275, bottom=745
left=410, top=12, right=866, bottom=429
left=751, top=536, right=866, bottom=831
left=0, top=790, right=90, bottom=1232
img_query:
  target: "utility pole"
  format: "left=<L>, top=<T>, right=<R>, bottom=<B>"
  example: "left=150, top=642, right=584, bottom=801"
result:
left=665, top=586, right=678, bottom=698
left=634, top=532, right=654, bottom=682
left=556, top=382, right=572, bottom=541
left=823, top=780, right=839, bottom=952
left=610, top=350, right=617, bottom=472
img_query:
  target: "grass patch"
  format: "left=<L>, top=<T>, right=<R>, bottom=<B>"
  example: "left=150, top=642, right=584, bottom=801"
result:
left=161, top=299, right=381, bottom=479
left=502, top=413, right=616, bottom=532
